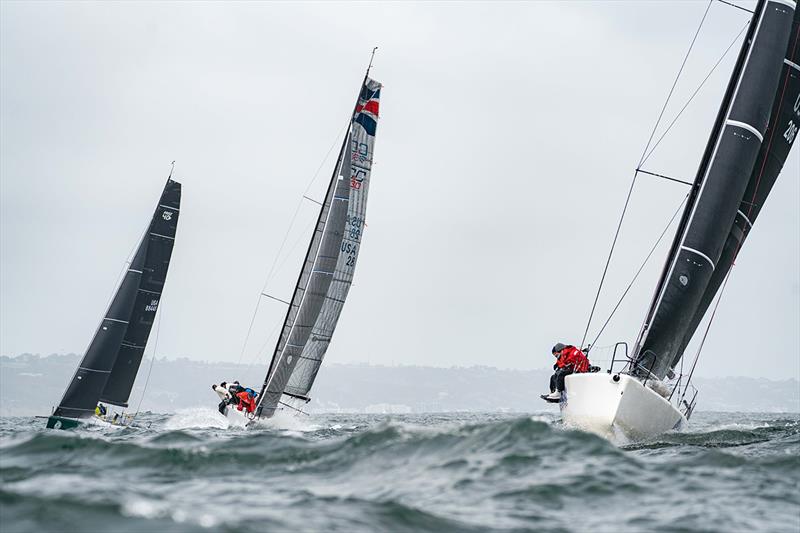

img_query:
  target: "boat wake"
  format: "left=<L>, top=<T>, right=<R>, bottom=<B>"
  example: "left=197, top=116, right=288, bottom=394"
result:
left=163, top=407, right=234, bottom=431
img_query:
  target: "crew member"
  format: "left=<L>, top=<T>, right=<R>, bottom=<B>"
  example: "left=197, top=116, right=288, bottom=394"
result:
left=544, top=342, right=590, bottom=401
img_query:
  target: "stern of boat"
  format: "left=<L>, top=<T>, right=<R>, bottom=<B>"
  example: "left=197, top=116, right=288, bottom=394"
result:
left=45, top=416, right=81, bottom=430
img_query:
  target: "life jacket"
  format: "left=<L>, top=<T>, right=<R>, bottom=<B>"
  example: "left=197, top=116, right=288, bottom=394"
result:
left=556, top=345, right=590, bottom=373
left=236, top=391, right=256, bottom=413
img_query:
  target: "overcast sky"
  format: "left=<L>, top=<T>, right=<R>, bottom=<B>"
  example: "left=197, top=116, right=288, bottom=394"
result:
left=1, top=1, right=797, bottom=384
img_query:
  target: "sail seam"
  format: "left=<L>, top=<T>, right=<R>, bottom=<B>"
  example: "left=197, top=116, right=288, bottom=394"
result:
left=121, top=342, right=145, bottom=349
left=680, top=246, right=716, bottom=269
left=785, top=58, right=800, bottom=71
left=128, top=269, right=143, bottom=274
left=138, top=288, right=161, bottom=295
left=726, top=119, right=765, bottom=142
left=104, top=318, right=129, bottom=324
left=159, top=204, right=179, bottom=211
left=78, top=367, right=112, bottom=373
left=150, top=232, right=175, bottom=240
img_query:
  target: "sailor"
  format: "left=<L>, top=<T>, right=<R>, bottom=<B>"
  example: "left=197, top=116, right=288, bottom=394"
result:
left=235, top=389, right=257, bottom=413
left=544, top=342, right=590, bottom=401
left=95, top=403, right=108, bottom=417
left=212, top=382, right=236, bottom=414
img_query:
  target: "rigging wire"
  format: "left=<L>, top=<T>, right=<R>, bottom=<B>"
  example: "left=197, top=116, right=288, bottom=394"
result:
left=237, top=123, right=349, bottom=364
left=680, top=270, right=731, bottom=405
left=639, top=20, right=751, bottom=167
left=587, top=193, right=689, bottom=350
left=579, top=0, right=715, bottom=348
left=133, top=303, right=162, bottom=418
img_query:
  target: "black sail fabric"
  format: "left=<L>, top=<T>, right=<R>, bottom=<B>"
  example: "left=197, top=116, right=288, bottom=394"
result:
left=53, top=179, right=181, bottom=418
left=636, top=1, right=795, bottom=380
left=675, top=12, right=800, bottom=365
left=100, top=179, right=181, bottom=406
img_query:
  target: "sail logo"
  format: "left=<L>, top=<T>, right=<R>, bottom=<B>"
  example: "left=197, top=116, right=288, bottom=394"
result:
left=162, top=211, right=173, bottom=221
left=784, top=120, right=797, bottom=145
left=145, top=299, right=159, bottom=312
left=350, top=168, right=367, bottom=190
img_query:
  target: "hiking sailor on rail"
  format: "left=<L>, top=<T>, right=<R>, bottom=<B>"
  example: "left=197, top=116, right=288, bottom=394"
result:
left=212, top=381, right=258, bottom=415
left=542, top=343, right=592, bottom=402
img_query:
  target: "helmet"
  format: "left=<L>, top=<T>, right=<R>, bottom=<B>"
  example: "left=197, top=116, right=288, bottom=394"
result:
left=552, top=343, right=566, bottom=354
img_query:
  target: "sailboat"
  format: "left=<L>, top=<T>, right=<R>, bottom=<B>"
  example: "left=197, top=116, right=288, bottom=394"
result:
left=562, top=0, right=799, bottom=440
left=46, top=177, right=181, bottom=429
left=228, top=61, right=381, bottom=422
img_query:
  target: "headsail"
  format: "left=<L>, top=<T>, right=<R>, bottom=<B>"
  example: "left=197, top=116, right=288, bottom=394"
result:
left=52, top=179, right=181, bottom=419
left=256, top=76, right=382, bottom=418
left=635, top=0, right=796, bottom=379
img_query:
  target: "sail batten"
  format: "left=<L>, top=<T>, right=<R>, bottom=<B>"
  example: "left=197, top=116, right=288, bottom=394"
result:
left=635, top=0, right=797, bottom=379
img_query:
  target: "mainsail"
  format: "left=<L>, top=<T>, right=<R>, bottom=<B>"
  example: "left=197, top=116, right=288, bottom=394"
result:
left=675, top=12, right=800, bottom=364
left=635, top=0, right=797, bottom=379
left=256, top=77, right=381, bottom=418
left=52, top=179, right=181, bottom=418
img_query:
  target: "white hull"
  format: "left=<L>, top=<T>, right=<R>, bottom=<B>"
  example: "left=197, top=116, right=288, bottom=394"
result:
left=561, top=373, right=686, bottom=441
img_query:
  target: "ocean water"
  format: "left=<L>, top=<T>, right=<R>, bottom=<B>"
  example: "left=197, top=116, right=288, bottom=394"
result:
left=0, top=411, right=798, bottom=533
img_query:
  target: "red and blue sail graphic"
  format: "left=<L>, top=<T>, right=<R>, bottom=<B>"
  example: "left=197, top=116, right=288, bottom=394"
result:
left=354, top=78, right=381, bottom=137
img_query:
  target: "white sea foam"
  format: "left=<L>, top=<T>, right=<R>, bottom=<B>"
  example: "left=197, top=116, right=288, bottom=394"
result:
left=249, top=409, right=322, bottom=434
left=163, top=407, right=234, bottom=430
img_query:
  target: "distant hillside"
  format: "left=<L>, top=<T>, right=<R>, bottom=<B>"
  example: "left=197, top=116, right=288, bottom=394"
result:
left=1, top=353, right=798, bottom=416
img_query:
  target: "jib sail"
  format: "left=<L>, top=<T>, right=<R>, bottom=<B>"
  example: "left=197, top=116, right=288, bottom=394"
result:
left=53, top=179, right=181, bottom=418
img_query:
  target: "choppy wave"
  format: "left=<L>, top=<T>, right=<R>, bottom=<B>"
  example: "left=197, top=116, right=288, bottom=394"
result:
left=1, top=412, right=798, bottom=532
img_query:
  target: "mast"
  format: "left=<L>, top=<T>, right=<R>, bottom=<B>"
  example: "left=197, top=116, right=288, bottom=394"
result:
left=634, top=0, right=796, bottom=379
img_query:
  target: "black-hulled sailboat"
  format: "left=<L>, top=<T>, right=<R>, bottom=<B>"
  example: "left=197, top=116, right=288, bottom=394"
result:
left=223, top=61, right=381, bottom=422
left=562, top=0, right=799, bottom=440
left=46, top=177, right=181, bottom=429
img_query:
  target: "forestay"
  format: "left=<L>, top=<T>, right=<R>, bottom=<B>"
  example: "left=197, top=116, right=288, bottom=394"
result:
left=53, top=179, right=181, bottom=418
left=257, top=77, right=382, bottom=418
left=635, top=0, right=797, bottom=379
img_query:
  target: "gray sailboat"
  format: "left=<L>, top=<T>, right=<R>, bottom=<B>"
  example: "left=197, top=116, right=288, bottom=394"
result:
left=237, top=66, right=382, bottom=421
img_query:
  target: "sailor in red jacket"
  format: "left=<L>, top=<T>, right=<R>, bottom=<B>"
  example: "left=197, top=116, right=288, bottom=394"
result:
left=543, top=342, right=590, bottom=401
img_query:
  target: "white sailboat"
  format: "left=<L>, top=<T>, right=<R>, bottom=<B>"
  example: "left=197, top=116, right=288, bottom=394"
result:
left=562, top=0, right=799, bottom=441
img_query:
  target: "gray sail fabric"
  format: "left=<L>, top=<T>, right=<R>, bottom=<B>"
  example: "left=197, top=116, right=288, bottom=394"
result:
left=53, top=179, right=182, bottom=419
left=285, top=78, right=381, bottom=398
left=674, top=12, right=800, bottom=366
left=100, top=179, right=181, bottom=406
left=257, top=77, right=382, bottom=418
left=635, top=1, right=795, bottom=380
left=258, top=156, right=351, bottom=417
